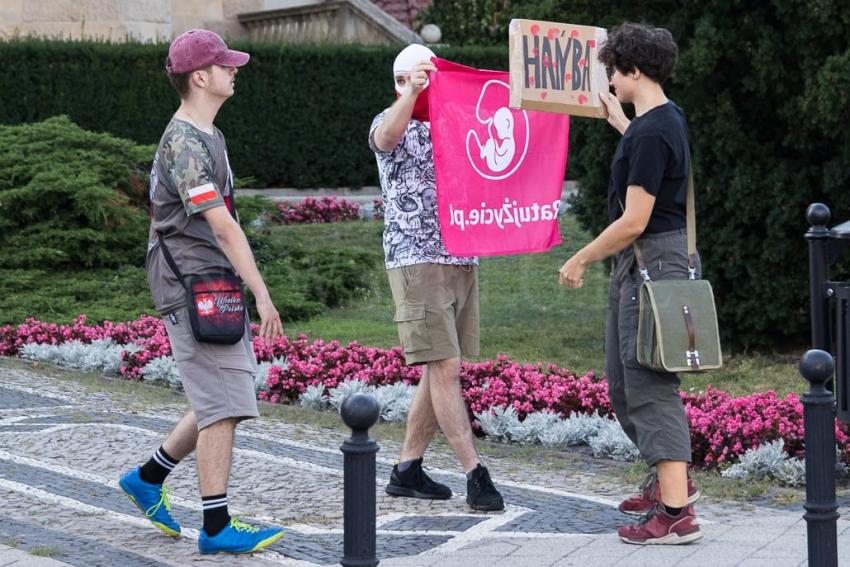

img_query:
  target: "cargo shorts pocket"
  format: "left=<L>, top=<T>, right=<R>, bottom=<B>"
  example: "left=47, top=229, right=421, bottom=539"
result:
left=215, top=348, right=256, bottom=373
left=618, top=282, right=642, bottom=369
left=394, top=303, right=431, bottom=354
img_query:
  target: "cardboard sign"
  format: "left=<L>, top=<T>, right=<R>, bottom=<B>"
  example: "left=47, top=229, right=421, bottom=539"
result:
left=509, top=19, right=609, bottom=119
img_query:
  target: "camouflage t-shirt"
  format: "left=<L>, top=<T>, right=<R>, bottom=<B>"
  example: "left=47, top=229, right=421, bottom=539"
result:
left=146, top=118, right=238, bottom=315
left=369, top=110, right=477, bottom=269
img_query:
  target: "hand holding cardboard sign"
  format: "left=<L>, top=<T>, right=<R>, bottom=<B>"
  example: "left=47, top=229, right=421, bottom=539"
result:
left=599, top=91, right=630, bottom=135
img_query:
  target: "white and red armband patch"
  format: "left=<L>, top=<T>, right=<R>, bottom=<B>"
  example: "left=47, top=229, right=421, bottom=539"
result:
left=187, top=183, right=219, bottom=206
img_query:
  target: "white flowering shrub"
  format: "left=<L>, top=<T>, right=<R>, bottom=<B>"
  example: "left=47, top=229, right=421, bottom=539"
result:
left=773, top=459, right=808, bottom=487
left=507, top=410, right=562, bottom=445
left=140, top=356, right=182, bottom=389
left=722, top=439, right=812, bottom=486
left=587, top=418, right=640, bottom=461
left=20, top=343, right=62, bottom=364
left=473, top=407, right=631, bottom=456
left=20, top=339, right=133, bottom=375
left=300, top=381, right=415, bottom=422
left=474, top=406, right=520, bottom=443
left=328, top=380, right=376, bottom=412
left=299, top=384, right=330, bottom=411
left=255, top=357, right=287, bottom=394
left=358, top=201, right=381, bottom=221
left=538, top=411, right=609, bottom=447
left=374, top=382, right=417, bottom=423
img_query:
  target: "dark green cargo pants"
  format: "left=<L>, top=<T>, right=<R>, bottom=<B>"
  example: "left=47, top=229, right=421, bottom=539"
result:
left=605, top=228, right=701, bottom=466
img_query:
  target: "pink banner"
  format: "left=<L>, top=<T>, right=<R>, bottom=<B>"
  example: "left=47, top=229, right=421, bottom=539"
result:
left=429, top=57, right=570, bottom=257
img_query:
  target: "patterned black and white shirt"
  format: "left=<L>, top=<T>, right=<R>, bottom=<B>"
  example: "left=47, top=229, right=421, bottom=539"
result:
left=369, top=110, right=478, bottom=269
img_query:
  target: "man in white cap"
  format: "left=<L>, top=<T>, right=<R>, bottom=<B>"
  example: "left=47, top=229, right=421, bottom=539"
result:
left=369, top=44, right=504, bottom=511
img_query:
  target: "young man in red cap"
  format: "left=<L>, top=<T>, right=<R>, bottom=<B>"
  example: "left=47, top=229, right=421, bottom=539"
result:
left=119, top=29, right=285, bottom=555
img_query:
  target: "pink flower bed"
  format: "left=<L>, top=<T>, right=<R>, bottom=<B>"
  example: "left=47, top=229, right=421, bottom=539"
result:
left=275, top=196, right=361, bottom=224
left=458, top=356, right=612, bottom=420
left=0, top=315, right=171, bottom=380
left=2, top=315, right=848, bottom=469
left=252, top=334, right=420, bottom=404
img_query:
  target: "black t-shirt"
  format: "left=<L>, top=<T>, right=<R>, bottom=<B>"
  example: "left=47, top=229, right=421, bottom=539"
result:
left=608, top=101, right=689, bottom=233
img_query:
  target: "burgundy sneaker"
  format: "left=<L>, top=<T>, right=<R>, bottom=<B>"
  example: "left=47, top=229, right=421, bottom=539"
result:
left=618, top=504, right=703, bottom=545
left=619, top=471, right=701, bottom=516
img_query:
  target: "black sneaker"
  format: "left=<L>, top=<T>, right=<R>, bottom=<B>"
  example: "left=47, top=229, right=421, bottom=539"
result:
left=385, top=458, right=452, bottom=500
left=466, top=464, right=504, bottom=511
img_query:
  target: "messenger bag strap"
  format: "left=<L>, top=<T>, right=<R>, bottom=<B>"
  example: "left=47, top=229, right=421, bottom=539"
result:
left=617, top=160, right=697, bottom=282
left=155, top=232, right=189, bottom=292
left=615, top=196, right=651, bottom=282
left=685, top=162, right=697, bottom=279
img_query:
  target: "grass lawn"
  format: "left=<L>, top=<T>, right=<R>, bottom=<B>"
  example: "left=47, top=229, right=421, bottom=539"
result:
left=288, top=215, right=804, bottom=398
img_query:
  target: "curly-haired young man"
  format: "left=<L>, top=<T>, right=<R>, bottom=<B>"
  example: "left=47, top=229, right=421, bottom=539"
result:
left=559, top=23, right=703, bottom=544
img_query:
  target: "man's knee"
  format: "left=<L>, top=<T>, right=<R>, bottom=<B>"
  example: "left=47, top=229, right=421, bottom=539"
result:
left=427, top=357, right=460, bottom=383
left=199, top=417, right=239, bottom=435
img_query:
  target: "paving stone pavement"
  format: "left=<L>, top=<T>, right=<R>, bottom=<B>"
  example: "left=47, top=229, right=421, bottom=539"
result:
left=0, top=360, right=848, bottom=566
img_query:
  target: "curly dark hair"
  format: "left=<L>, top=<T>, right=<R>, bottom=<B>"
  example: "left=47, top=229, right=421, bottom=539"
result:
left=597, top=23, right=678, bottom=85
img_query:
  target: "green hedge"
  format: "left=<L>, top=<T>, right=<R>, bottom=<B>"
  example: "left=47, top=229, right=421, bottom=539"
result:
left=0, top=116, right=152, bottom=269
left=0, top=40, right=513, bottom=188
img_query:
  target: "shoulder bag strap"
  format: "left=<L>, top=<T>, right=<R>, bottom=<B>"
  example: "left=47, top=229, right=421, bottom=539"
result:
left=617, top=160, right=697, bottom=281
left=685, top=162, right=697, bottom=279
left=155, top=232, right=189, bottom=291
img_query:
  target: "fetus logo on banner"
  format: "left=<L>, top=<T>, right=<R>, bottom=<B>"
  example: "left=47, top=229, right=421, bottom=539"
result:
left=465, top=80, right=529, bottom=180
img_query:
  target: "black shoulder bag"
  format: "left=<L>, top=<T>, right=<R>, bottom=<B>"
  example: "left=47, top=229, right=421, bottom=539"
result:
left=157, top=233, right=246, bottom=345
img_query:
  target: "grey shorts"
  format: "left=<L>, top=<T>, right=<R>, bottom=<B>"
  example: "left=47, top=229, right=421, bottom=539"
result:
left=387, top=263, right=480, bottom=366
left=605, top=229, right=701, bottom=466
left=164, top=308, right=259, bottom=430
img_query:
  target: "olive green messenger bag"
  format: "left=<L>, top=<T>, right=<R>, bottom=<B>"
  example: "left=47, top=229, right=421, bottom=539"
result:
left=626, top=165, right=723, bottom=372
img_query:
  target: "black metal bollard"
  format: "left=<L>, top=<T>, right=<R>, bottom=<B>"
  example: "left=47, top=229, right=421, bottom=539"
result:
left=800, top=349, right=840, bottom=567
left=806, top=203, right=832, bottom=352
left=340, top=393, right=380, bottom=567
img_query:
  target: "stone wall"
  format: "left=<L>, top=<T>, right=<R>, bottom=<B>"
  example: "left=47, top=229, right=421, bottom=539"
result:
left=0, top=0, right=420, bottom=43
left=0, top=0, right=263, bottom=42
left=0, top=0, right=172, bottom=41
left=171, top=0, right=263, bottom=39
left=239, top=0, right=419, bottom=44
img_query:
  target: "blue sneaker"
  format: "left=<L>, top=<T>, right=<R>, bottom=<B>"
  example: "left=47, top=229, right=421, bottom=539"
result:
left=198, top=518, right=284, bottom=555
left=118, top=467, right=181, bottom=537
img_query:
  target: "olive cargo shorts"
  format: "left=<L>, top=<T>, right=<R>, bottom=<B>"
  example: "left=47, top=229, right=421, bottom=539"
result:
left=387, top=263, right=480, bottom=366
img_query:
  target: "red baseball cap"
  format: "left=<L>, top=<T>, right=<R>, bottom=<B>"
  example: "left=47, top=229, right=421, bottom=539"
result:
left=166, top=29, right=249, bottom=74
